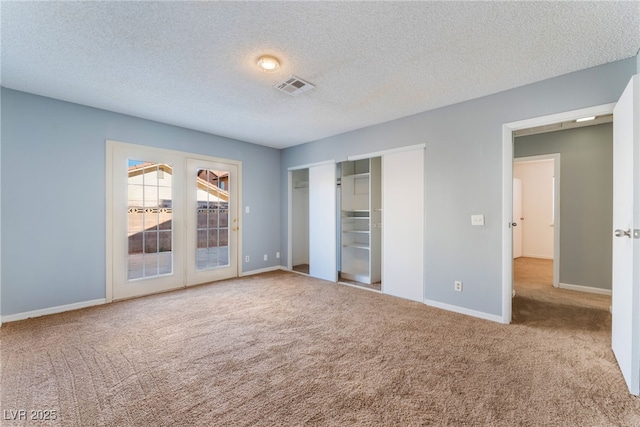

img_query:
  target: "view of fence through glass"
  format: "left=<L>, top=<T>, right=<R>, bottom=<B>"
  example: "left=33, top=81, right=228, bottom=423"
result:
left=196, top=169, right=230, bottom=270
left=127, top=161, right=173, bottom=280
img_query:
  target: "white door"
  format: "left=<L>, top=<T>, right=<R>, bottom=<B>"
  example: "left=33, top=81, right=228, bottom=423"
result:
left=186, top=158, right=239, bottom=286
left=382, top=148, right=425, bottom=302
left=308, top=163, right=337, bottom=282
left=612, top=74, right=640, bottom=396
left=111, top=144, right=186, bottom=300
left=109, top=142, right=241, bottom=301
left=512, top=178, right=523, bottom=258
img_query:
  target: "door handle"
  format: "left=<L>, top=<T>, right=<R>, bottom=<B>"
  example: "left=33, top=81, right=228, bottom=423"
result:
left=511, top=222, right=517, bottom=227
left=615, top=229, right=631, bottom=238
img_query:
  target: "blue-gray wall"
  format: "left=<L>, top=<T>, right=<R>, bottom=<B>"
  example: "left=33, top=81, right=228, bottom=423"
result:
left=515, top=123, right=613, bottom=291
left=281, top=57, right=637, bottom=317
left=1, top=56, right=637, bottom=320
left=1, top=89, right=281, bottom=316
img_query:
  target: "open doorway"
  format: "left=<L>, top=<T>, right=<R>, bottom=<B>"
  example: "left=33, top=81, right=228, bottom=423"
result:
left=505, top=112, right=615, bottom=323
left=290, top=168, right=309, bottom=274
left=512, top=155, right=560, bottom=299
left=501, top=103, right=617, bottom=323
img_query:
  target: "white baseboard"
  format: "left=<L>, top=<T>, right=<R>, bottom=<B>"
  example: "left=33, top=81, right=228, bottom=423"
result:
left=240, top=265, right=286, bottom=277
left=558, top=282, right=612, bottom=296
left=2, top=299, right=106, bottom=324
left=522, top=254, right=553, bottom=260
left=424, top=299, right=504, bottom=324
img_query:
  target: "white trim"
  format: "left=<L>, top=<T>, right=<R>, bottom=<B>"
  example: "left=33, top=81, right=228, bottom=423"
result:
left=520, top=254, right=554, bottom=260
left=514, top=153, right=561, bottom=287
left=287, top=159, right=335, bottom=171
left=287, top=170, right=293, bottom=270
left=502, top=103, right=615, bottom=324
left=105, top=141, right=114, bottom=303
left=2, top=299, right=106, bottom=323
left=240, top=265, right=286, bottom=277
left=425, top=299, right=504, bottom=324
left=347, top=143, right=427, bottom=161
left=337, top=281, right=381, bottom=293
left=558, top=282, right=612, bottom=296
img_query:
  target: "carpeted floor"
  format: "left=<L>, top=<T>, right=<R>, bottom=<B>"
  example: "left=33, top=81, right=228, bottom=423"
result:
left=513, top=257, right=612, bottom=311
left=1, top=270, right=638, bottom=426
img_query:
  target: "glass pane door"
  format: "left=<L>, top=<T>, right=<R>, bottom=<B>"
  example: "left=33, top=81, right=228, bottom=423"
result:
left=111, top=145, right=185, bottom=300
left=187, top=158, right=238, bottom=285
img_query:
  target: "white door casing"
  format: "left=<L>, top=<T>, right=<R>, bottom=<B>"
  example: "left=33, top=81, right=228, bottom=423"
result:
left=382, top=148, right=425, bottom=302
left=501, top=103, right=615, bottom=324
left=611, top=74, right=640, bottom=396
left=512, top=178, right=523, bottom=259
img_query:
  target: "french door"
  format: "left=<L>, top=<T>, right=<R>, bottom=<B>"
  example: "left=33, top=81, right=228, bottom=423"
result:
left=108, top=141, right=240, bottom=301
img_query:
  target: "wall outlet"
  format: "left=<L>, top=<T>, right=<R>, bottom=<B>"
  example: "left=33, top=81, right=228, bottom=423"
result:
left=263, top=254, right=268, bottom=261
left=276, top=252, right=280, bottom=259
left=454, top=281, right=463, bottom=292
left=245, top=255, right=250, bottom=263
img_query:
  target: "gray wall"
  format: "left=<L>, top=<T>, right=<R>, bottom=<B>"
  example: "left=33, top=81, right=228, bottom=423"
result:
left=281, top=57, right=637, bottom=317
left=1, top=88, right=281, bottom=316
left=515, top=124, right=613, bottom=290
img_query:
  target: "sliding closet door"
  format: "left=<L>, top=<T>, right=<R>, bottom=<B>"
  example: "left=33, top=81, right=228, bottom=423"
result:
left=382, top=148, right=424, bottom=302
left=308, top=163, right=337, bottom=282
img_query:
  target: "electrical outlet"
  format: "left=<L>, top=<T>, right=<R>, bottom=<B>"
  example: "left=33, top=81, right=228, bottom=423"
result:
left=264, top=254, right=268, bottom=261
left=245, top=255, right=250, bottom=263
left=454, top=281, right=463, bottom=292
left=276, top=252, right=280, bottom=259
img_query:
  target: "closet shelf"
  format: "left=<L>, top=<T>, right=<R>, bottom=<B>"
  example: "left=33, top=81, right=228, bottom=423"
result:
left=343, top=172, right=370, bottom=179
left=342, top=230, right=369, bottom=234
left=343, top=243, right=370, bottom=250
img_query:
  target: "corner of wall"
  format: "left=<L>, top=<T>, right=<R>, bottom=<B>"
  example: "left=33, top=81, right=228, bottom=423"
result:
left=0, top=88, right=3, bottom=327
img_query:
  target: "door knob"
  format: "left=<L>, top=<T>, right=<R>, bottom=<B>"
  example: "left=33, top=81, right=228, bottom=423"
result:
left=511, top=222, right=517, bottom=227
left=615, top=229, right=631, bottom=238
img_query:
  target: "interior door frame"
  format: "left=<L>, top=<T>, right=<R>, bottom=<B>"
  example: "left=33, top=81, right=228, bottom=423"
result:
left=513, top=154, right=561, bottom=288
left=106, top=140, right=243, bottom=303
left=501, top=103, right=615, bottom=323
left=287, top=160, right=335, bottom=273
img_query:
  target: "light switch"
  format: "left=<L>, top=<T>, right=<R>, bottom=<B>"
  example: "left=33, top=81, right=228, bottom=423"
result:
left=471, top=214, right=485, bottom=226
left=245, top=206, right=250, bottom=213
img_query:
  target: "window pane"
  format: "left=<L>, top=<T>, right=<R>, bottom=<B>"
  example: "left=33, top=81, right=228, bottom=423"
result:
left=196, top=168, right=231, bottom=271
left=127, top=160, right=173, bottom=280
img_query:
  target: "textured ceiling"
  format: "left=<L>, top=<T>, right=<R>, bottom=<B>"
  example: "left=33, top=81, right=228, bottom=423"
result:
left=2, top=1, right=639, bottom=148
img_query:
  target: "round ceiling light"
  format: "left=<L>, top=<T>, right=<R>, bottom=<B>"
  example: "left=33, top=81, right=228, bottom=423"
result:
left=256, top=55, right=280, bottom=73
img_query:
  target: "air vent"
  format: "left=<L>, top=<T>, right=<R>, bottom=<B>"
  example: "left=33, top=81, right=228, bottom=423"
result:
left=274, top=75, right=315, bottom=97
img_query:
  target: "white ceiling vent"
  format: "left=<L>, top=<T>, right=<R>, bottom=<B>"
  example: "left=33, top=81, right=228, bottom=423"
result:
left=274, top=75, right=315, bottom=97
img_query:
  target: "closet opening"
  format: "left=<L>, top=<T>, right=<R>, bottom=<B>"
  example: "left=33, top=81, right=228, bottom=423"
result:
left=291, top=168, right=309, bottom=274
left=337, top=157, right=382, bottom=291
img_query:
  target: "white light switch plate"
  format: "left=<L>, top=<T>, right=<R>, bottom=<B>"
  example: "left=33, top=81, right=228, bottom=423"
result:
left=471, top=214, right=485, bottom=226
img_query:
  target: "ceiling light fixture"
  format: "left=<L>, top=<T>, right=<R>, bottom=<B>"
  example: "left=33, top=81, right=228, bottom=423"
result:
left=256, top=55, right=280, bottom=73
left=575, top=116, right=596, bottom=122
